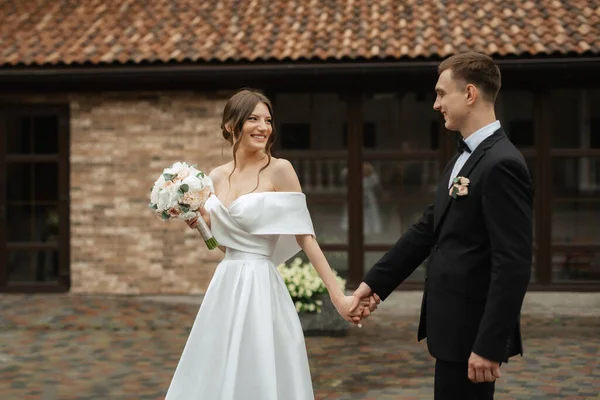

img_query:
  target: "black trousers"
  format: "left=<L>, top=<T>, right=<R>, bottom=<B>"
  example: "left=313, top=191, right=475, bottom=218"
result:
left=434, top=359, right=495, bottom=400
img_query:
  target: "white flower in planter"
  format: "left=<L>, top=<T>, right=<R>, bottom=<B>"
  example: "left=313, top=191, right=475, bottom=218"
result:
left=277, top=258, right=346, bottom=314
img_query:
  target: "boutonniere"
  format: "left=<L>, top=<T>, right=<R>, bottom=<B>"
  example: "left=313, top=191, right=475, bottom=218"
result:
left=449, top=177, right=470, bottom=198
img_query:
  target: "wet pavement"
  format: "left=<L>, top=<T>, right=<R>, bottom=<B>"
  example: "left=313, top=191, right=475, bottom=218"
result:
left=0, top=292, right=598, bottom=399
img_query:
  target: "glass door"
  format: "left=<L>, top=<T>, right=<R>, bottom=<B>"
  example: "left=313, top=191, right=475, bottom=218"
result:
left=0, top=106, right=70, bottom=293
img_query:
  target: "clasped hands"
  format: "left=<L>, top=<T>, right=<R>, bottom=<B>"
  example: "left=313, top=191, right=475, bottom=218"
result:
left=333, top=282, right=380, bottom=326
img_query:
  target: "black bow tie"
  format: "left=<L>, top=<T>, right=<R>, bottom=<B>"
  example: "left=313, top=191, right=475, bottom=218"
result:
left=456, top=139, right=471, bottom=154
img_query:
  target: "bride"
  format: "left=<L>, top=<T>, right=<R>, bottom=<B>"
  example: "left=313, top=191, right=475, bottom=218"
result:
left=165, top=89, right=369, bottom=399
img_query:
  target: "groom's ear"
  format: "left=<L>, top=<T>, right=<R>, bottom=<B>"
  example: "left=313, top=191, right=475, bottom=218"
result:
left=465, top=84, right=478, bottom=105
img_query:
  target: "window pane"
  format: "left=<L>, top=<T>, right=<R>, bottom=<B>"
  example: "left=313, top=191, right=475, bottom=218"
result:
left=275, top=93, right=347, bottom=151
left=7, top=205, right=32, bottom=242
left=551, top=157, right=600, bottom=199
left=550, top=89, right=600, bottom=149
left=552, top=156, right=600, bottom=283
left=553, top=198, right=600, bottom=243
left=357, top=159, right=437, bottom=244
left=553, top=250, right=600, bottom=282
left=7, top=250, right=59, bottom=283
left=7, top=117, right=31, bottom=154
left=33, top=115, right=59, bottom=154
left=280, top=123, right=310, bottom=149
left=34, top=163, right=59, bottom=201
left=7, top=163, right=32, bottom=201
left=362, top=92, right=440, bottom=150
left=6, top=205, right=59, bottom=243
left=496, top=90, right=535, bottom=148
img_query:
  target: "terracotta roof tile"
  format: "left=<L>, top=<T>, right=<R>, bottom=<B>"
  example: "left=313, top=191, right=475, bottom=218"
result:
left=1, top=0, right=599, bottom=67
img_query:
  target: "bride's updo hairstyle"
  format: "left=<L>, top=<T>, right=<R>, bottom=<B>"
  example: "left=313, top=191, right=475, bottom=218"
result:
left=220, top=89, right=276, bottom=192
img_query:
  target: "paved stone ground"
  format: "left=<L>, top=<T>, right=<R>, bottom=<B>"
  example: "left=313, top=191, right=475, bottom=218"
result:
left=0, top=292, right=598, bottom=400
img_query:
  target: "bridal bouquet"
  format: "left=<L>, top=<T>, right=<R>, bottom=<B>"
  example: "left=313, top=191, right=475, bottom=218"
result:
left=149, top=161, right=219, bottom=250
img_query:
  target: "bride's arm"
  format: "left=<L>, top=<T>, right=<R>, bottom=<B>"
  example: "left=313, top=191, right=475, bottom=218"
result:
left=208, top=168, right=227, bottom=253
left=272, top=159, right=363, bottom=322
left=186, top=167, right=226, bottom=253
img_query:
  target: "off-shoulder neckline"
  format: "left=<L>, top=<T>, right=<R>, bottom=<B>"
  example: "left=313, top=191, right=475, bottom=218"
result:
left=212, top=191, right=305, bottom=210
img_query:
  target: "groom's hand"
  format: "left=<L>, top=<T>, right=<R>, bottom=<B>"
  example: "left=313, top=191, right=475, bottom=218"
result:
left=350, top=282, right=381, bottom=318
left=468, top=352, right=501, bottom=383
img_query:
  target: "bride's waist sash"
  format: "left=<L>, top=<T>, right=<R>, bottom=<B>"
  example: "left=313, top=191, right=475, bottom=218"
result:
left=224, top=248, right=273, bottom=262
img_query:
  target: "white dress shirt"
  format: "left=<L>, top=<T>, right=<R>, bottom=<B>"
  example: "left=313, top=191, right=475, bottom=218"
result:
left=448, top=120, right=501, bottom=188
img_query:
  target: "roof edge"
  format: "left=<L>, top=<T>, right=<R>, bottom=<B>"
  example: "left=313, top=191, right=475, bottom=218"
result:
left=1, top=55, right=600, bottom=78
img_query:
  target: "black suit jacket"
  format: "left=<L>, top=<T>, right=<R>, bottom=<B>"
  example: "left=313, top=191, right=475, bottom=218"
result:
left=364, top=129, right=533, bottom=363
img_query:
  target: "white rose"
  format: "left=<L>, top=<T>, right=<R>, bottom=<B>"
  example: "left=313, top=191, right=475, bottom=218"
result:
left=182, top=175, right=205, bottom=192
left=157, top=189, right=172, bottom=211
left=308, top=304, right=316, bottom=312
left=175, top=165, right=191, bottom=181
left=150, top=175, right=167, bottom=204
left=163, top=162, right=185, bottom=176
left=150, top=185, right=161, bottom=205
left=169, top=185, right=181, bottom=204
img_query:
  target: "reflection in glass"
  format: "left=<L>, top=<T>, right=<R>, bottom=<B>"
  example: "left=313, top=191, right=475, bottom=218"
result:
left=7, top=251, right=59, bottom=282
left=7, top=205, right=59, bottom=243
left=341, top=162, right=382, bottom=237
left=553, top=250, right=600, bottom=282
left=355, top=159, right=438, bottom=245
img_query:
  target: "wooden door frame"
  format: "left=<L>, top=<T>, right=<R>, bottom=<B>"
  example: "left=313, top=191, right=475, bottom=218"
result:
left=0, top=104, right=70, bottom=293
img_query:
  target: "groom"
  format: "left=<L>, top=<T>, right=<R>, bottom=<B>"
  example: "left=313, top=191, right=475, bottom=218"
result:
left=351, top=52, right=533, bottom=400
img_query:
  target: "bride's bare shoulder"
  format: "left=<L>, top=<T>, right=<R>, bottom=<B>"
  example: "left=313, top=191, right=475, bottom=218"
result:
left=269, top=157, right=294, bottom=171
left=270, top=158, right=301, bottom=192
left=209, top=163, right=233, bottom=185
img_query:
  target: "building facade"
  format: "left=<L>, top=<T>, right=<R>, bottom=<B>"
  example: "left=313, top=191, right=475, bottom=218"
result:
left=1, top=0, right=599, bottom=293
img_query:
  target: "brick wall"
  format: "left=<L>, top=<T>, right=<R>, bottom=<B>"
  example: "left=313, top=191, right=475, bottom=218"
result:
left=70, top=92, right=234, bottom=294
left=5, top=91, right=234, bottom=294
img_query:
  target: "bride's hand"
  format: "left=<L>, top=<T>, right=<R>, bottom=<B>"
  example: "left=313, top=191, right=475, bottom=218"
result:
left=185, top=207, right=210, bottom=229
left=333, top=295, right=369, bottom=324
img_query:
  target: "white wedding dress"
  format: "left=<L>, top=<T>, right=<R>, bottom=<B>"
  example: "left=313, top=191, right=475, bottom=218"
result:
left=165, top=192, right=316, bottom=400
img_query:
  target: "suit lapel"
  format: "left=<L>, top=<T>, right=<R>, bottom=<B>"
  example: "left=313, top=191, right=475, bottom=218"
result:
left=433, top=128, right=507, bottom=234
left=434, top=154, right=458, bottom=230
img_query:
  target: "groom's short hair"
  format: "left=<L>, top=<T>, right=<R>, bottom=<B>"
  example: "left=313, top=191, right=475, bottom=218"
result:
left=438, top=52, right=501, bottom=103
